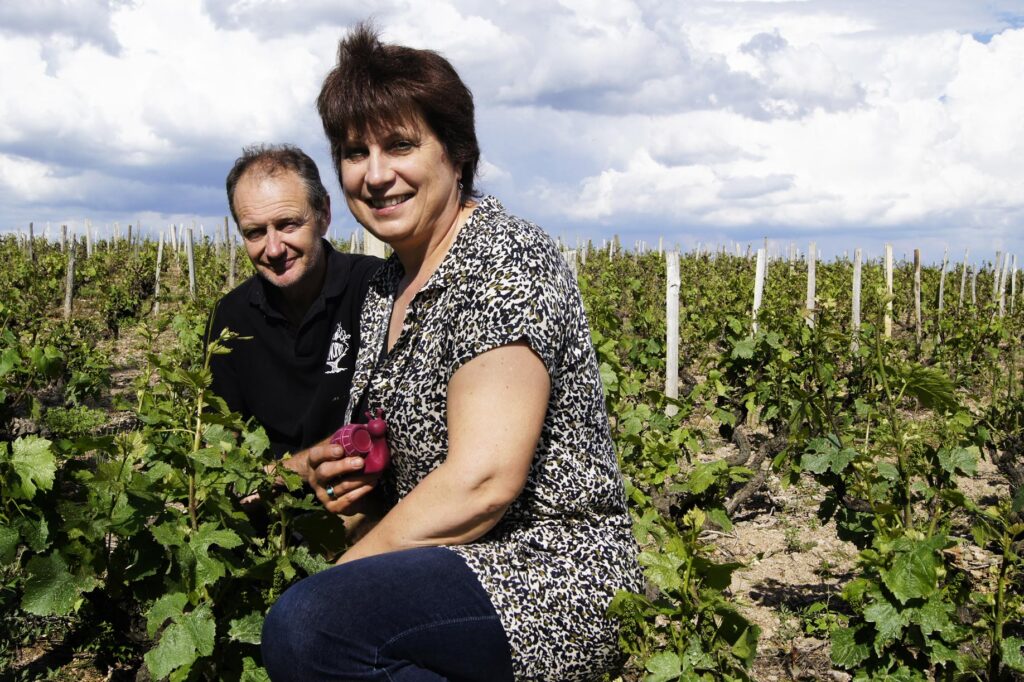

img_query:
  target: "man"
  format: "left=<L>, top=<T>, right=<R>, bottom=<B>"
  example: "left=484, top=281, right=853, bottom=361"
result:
left=209, top=144, right=381, bottom=485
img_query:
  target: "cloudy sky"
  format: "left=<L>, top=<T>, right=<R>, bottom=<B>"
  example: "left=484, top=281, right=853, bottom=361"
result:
left=1, top=0, right=1023, bottom=263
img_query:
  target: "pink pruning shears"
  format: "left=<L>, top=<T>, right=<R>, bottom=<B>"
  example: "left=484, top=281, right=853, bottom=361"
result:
left=329, top=408, right=390, bottom=473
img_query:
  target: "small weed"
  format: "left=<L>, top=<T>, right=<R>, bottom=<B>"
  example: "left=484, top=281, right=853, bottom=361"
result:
left=799, top=600, right=847, bottom=638
left=783, top=524, right=818, bottom=553
left=775, top=605, right=803, bottom=645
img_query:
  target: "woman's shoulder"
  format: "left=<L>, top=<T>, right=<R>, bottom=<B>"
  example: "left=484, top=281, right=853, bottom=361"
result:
left=464, top=196, right=566, bottom=277
left=470, top=196, right=550, bottom=244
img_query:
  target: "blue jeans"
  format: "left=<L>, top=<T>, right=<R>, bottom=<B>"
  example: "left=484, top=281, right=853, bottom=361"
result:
left=261, top=546, right=514, bottom=681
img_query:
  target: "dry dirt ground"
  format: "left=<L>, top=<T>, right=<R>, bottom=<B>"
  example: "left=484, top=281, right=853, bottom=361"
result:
left=713, top=442, right=1010, bottom=681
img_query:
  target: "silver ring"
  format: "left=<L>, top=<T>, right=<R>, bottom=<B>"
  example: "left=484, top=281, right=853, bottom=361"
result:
left=326, top=485, right=336, bottom=499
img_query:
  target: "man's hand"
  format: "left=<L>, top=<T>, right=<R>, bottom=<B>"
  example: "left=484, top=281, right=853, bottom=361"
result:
left=306, top=440, right=383, bottom=515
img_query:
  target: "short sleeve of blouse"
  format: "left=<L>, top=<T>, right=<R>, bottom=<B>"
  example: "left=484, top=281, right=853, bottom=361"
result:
left=447, top=225, right=569, bottom=377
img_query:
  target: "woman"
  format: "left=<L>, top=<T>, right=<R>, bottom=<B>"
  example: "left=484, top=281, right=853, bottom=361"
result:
left=261, top=23, right=642, bottom=681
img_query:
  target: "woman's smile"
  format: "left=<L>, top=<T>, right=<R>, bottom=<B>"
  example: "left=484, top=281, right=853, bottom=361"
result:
left=370, top=194, right=413, bottom=210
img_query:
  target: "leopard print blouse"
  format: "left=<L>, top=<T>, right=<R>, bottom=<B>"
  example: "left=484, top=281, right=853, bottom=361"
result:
left=346, top=196, right=642, bottom=681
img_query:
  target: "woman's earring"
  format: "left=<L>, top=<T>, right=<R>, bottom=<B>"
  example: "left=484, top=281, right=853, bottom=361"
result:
left=458, top=180, right=464, bottom=193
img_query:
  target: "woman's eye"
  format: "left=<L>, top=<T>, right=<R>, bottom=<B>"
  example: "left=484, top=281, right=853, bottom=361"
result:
left=343, top=148, right=367, bottom=161
left=392, top=140, right=415, bottom=152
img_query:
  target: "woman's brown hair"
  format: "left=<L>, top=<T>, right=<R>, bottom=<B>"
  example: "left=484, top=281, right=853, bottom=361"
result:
left=317, top=22, right=480, bottom=204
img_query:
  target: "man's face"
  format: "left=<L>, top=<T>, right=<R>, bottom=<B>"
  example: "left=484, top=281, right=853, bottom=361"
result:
left=233, top=168, right=329, bottom=292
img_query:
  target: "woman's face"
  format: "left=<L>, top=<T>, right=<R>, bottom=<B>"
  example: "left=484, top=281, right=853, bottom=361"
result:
left=339, top=116, right=462, bottom=253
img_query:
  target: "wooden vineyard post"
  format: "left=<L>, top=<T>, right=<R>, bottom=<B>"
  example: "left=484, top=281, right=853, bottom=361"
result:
left=937, top=248, right=948, bottom=344
left=852, top=248, right=863, bottom=352
left=971, top=265, right=978, bottom=306
left=913, top=249, right=922, bottom=346
left=363, top=228, right=387, bottom=258
left=1007, top=254, right=1015, bottom=315
left=154, top=231, right=165, bottom=316
left=186, top=227, right=197, bottom=300
left=28, top=222, right=34, bottom=262
left=751, top=248, right=766, bottom=334
left=665, top=250, right=680, bottom=417
left=222, top=216, right=229, bottom=257
left=805, top=242, right=817, bottom=327
left=563, top=250, right=578, bottom=279
left=170, top=223, right=178, bottom=253
left=63, top=241, right=76, bottom=319
left=85, top=220, right=92, bottom=258
left=228, top=226, right=236, bottom=289
left=993, top=251, right=1003, bottom=305
left=61, top=224, right=67, bottom=253
left=658, top=236, right=663, bottom=256
left=958, top=249, right=968, bottom=311
left=884, top=243, right=893, bottom=339
left=997, top=252, right=1008, bottom=318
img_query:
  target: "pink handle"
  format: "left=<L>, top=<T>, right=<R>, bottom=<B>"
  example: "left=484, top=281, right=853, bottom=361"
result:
left=328, top=409, right=390, bottom=473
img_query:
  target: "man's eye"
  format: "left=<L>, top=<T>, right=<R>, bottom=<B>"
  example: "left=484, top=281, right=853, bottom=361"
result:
left=243, top=230, right=264, bottom=241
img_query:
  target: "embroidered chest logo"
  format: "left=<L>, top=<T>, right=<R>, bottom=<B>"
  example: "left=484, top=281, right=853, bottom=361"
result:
left=324, top=322, right=351, bottom=375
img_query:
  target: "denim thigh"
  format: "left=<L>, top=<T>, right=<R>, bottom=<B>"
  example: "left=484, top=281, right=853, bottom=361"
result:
left=261, top=546, right=513, bottom=682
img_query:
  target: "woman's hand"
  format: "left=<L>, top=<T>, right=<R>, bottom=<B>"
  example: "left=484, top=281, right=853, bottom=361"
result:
left=338, top=341, right=549, bottom=564
left=307, top=440, right=384, bottom=515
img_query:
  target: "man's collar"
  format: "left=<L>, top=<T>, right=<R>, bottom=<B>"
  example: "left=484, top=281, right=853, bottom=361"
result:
left=321, top=240, right=354, bottom=300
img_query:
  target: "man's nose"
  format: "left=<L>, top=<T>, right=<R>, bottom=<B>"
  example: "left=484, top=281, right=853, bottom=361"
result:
left=265, top=229, right=286, bottom=258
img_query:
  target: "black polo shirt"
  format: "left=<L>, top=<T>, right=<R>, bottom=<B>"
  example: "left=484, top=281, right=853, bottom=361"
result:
left=208, top=241, right=383, bottom=458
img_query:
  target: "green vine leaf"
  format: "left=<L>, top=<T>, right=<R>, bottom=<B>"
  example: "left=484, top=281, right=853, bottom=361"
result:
left=147, top=592, right=188, bottom=637
left=864, top=599, right=910, bottom=653
left=644, top=650, right=683, bottom=682
left=881, top=537, right=944, bottom=604
left=8, top=436, right=56, bottom=499
left=898, top=364, right=957, bottom=413
left=681, top=460, right=728, bottom=495
left=22, top=552, right=99, bottom=616
left=911, top=592, right=954, bottom=636
left=229, top=612, right=265, bottom=645
left=830, top=624, right=871, bottom=669
left=801, top=437, right=856, bottom=475
left=240, top=657, right=271, bottom=682
left=144, top=604, right=216, bottom=681
left=1002, top=636, right=1024, bottom=672
left=639, top=548, right=684, bottom=592
left=936, top=446, right=978, bottom=476
left=0, top=524, right=18, bottom=564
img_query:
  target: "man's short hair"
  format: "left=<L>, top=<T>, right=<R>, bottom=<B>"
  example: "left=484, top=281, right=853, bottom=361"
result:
left=225, top=144, right=330, bottom=229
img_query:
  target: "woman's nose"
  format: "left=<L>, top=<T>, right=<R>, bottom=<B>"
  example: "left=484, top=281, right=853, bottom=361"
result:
left=366, top=150, right=394, bottom=187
